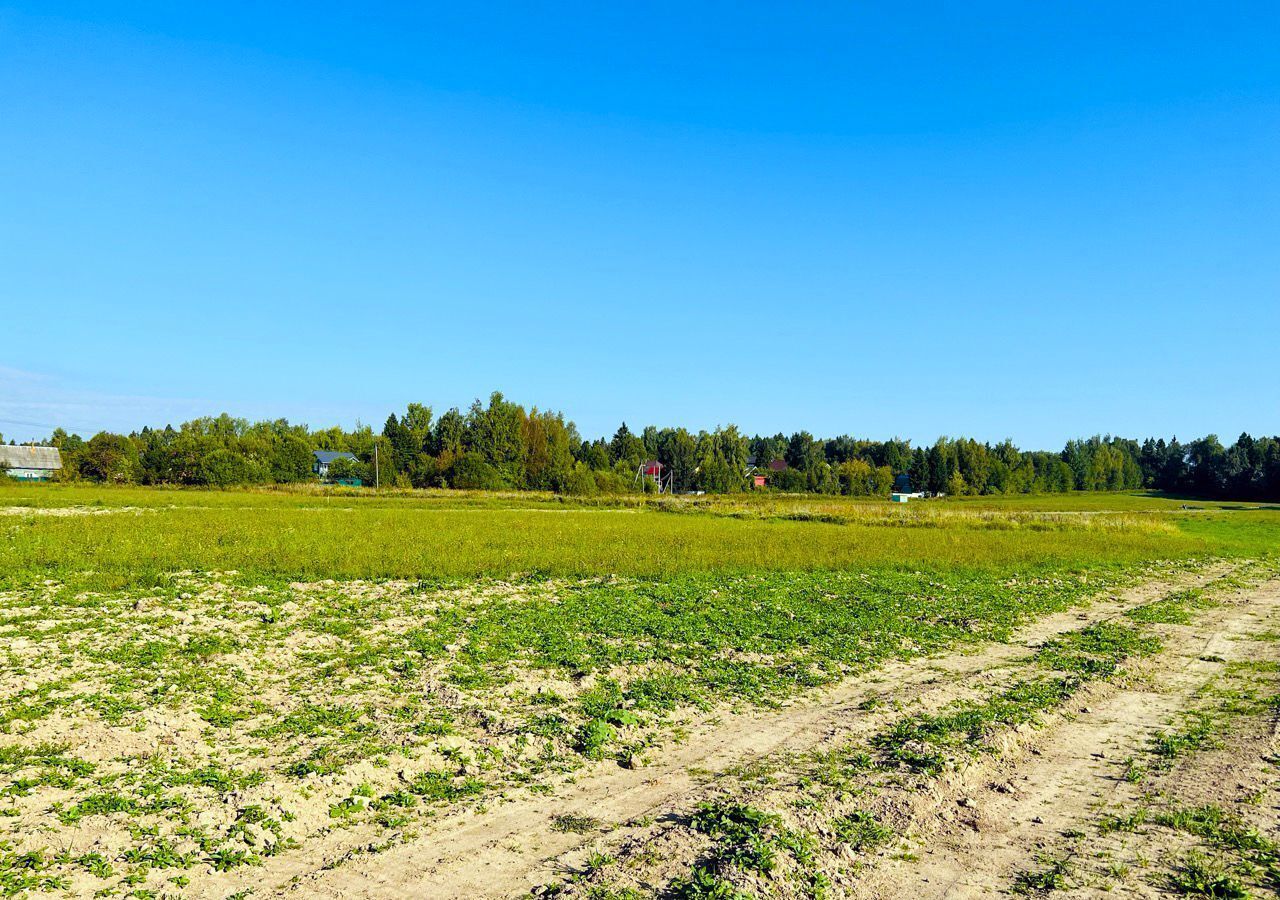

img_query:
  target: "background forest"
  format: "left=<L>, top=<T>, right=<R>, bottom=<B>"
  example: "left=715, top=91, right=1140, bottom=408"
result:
left=6, top=392, right=1278, bottom=501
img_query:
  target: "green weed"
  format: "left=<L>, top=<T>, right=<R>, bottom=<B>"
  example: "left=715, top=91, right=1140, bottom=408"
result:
left=831, top=810, right=893, bottom=851
left=550, top=813, right=601, bottom=834
left=1167, top=851, right=1249, bottom=898
left=1012, top=855, right=1071, bottom=894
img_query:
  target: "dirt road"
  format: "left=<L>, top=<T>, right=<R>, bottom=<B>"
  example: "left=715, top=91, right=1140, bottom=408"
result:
left=265, top=564, right=1276, bottom=899
left=855, top=576, right=1280, bottom=898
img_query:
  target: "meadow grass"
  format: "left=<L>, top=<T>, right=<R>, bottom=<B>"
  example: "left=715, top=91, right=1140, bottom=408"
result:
left=4, top=483, right=1270, bottom=591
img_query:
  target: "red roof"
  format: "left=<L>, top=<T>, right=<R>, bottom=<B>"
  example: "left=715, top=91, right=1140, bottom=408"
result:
left=767, top=459, right=788, bottom=471
left=641, top=460, right=663, bottom=475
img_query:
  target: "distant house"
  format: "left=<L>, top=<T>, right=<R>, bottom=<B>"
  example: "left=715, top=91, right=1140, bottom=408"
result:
left=312, top=450, right=357, bottom=480
left=0, top=446, right=63, bottom=481
left=767, top=459, right=788, bottom=472
left=752, top=474, right=767, bottom=488
left=890, top=472, right=926, bottom=503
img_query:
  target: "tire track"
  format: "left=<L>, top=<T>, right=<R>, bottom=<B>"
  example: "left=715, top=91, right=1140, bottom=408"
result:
left=262, top=565, right=1236, bottom=899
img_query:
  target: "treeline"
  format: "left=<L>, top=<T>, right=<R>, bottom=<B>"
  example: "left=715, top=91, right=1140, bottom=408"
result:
left=9, top=391, right=1280, bottom=500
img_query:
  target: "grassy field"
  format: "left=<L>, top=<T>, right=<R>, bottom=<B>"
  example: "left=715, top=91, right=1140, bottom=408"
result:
left=2, top=483, right=1276, bottom=591
left=0, top=483, right=1277, bottom=897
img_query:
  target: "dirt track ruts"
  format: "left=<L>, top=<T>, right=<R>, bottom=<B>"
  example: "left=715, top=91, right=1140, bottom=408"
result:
left=853, top=575, right=1280, bottom=898
left=264, top=564, right=1239, bottom=899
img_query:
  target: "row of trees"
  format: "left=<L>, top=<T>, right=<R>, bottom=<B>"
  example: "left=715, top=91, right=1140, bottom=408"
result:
left=11, top=392, right=1280, bottom=500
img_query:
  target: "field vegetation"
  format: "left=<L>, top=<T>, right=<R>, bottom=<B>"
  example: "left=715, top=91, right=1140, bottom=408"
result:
left=0, top=482, right=1276, bottom=898
left=3, top=485, right=1276, bottom=592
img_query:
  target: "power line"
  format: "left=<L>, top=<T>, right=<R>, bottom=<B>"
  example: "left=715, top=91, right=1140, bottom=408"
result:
left=0, top=416, right=95, bottom=434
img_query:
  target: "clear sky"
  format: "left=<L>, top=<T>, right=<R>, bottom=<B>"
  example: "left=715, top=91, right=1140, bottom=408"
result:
left=2, top=2, right=1277, bottom=448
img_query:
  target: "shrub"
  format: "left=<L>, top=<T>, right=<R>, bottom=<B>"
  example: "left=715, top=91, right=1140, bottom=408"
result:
left=449, top=452, right=506, bottom=490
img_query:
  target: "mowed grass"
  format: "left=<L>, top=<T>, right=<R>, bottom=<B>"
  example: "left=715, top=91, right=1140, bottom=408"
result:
left=4, top=483, right=1271, bottom=591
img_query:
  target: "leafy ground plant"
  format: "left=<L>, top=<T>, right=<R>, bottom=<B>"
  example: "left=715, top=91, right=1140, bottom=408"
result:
left=1167, top=851, right=1250, bottom=898
left=1011, top=855, right=1071, bottom=895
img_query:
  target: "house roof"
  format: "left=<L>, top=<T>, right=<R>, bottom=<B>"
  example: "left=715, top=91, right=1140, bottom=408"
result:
left=767, top=459, right=788, bottom=471
left=313, top=450, right=357, bottom=464
left=0, top=446, right=63, bottom=470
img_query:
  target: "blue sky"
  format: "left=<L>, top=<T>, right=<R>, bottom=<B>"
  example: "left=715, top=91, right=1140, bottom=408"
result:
left=2, top=2, right=1277, bottom=448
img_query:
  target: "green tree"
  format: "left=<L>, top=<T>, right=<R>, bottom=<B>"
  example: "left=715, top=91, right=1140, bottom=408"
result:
left=657, top=427, right=699, bottom=491
left=609, top=422, right=646, bottom=468
left=837, top=458, right=875, bottom=495
left=200, top=449, right=257, bottom=487
left=695, top=426, right=748, bottom=492
left=785, top=431, right=825, bottom=472
left=523, top=408, right=575, bottom=491
left=450, top=452, right=506, bottom=490
left=432, top=408, right=467, bottom=456
left=562, top=461, right=600, bottom=495
left=467, top=392, right=526, bottom=482
left=579, top=439, right=612, bottom=471
left=326, top=456, right=367, bottom=484
left=272, top=434, right=314, bottom=483
left=80, top=433, right=141, bottom=483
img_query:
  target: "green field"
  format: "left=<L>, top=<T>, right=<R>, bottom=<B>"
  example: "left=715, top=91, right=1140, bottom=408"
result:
left=3, top=483, right=1276, bottom=591
left=0, top=483, right=1277, bottom=897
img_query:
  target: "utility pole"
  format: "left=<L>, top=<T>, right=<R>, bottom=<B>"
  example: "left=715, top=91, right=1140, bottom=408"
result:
left=374, top=442, right=380, bottom=491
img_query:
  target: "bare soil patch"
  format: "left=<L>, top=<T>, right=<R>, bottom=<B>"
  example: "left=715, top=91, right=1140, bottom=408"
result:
left=279, top=565, right=1246, bottom=899
left=4, top=561, right=1267, bottom=900
left=853, top=577, right=1280, bottom=898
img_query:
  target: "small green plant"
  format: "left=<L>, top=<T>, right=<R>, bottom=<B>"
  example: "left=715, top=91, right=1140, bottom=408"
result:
left=1126, top=590, right=1206, bottom=625
left=831, top=810, right=893, bottom=851
left=667, top=864, right=745, bottom=900
left=1035, top=622, right=1159, bottom=679
left=1155, top=805, right=1279, bottom=859
left=1012, top=856, right=1071, bottom=894
left=1167, top=851, right=1249, bottom=898
left=576, top=719, right=616, bottom=759
left=601, top=709, right=640, bottom=727
left=206, top=846, right=259, bottom=872
left=872, top=677, right=1079, bottom=774
left=584, top=851, right=614, bottom=871
left=407, top=771, right=485, bottom=803
left=1098, top=808, right=1147, bottom=834
left=550, top=813, right=601, bottom=834
left=584, top=888, right=642, bottom=900
left=329, top=797, right=365, bottom=819
left=691, top=801, right=780, bottom=874
left=76, top=853, right=114, bottom=878
left=1151, top=712, right=1221, bottom=764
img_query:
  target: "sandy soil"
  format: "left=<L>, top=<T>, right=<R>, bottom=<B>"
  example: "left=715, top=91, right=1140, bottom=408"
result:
left=273, top=565, right=1249, bottom=899
left=853, top=579, right=1280, bottom=898
left=8, top=562, right=1271, bottom=899
left=0, top=505, right=141, bottom=516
